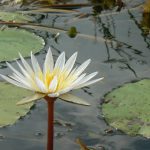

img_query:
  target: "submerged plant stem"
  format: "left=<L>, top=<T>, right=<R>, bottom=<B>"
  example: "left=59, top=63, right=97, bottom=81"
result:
left=45, top=96, right=56, bottom=150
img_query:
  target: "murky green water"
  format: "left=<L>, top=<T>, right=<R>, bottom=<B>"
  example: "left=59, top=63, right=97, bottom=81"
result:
left=0, top=0, right=150, bottom=149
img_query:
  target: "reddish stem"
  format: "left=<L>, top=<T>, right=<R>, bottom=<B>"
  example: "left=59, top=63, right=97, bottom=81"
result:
left=44, top=97, right=56, bottom=150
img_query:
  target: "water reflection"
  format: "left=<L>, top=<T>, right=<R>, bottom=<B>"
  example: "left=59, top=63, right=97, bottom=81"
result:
left=90, top=0, right=125, bottom=14
left=90, top=0, right=116, bottom=14
left=131, top=139, right=150, bottom=150
left=128, top=10, right=150, bottom=48
left=92, top=14, right=140, bottom=77
left=86, top=2, right=149, bottom=78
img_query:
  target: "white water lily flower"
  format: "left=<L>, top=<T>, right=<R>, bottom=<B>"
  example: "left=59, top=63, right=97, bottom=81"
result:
left=0, top=47, right=103, bottom=105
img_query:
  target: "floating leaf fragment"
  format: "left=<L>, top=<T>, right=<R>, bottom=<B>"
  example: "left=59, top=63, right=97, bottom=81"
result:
left=19, top=8, right=77, bottom=14
left=0, top=11, right=32, bottom=22
left=76, top=138, right=90, bottom=150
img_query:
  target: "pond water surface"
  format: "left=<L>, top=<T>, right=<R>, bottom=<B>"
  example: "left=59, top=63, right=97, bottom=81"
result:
left=0, top=0, right=150, bottom=150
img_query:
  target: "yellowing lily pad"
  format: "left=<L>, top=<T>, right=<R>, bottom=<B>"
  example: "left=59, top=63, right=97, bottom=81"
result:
left=102, top=79, right=150, bottom=138
left=0, top=28, right=44, bottom=62
left=0, top=11, right=32, bottom=22
left=0, top=82, right=34, bottom=127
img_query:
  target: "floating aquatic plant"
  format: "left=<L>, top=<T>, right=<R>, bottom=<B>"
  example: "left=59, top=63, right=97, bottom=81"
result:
left=0, top=82, right=33, bottom=127
left=0, top=47, right=103, bottom=150
left=0, top=28, right=44, bottom=62
left=67, top=26, right=77, bottom=38
left=0, top=11, right=32, bottom=22
left=102, top=79, right=150, bottom=138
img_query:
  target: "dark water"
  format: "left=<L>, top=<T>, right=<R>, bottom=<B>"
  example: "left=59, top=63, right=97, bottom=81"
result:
left=0, top=0, right=150, bottom=149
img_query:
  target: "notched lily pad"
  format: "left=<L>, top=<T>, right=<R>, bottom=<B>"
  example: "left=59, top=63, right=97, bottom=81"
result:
left=0, top=82, right=34, bottom=127
left=0, top=28, right=44, bottom=62
left=102, top=79, right=150, bottom=138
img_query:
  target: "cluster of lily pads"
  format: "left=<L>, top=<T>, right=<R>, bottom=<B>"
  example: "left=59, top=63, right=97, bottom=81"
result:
left=0, top=11, right=44, bottom=127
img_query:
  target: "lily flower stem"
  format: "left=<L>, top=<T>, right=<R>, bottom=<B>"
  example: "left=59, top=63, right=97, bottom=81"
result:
left=45, top=97, right=56, bottom=150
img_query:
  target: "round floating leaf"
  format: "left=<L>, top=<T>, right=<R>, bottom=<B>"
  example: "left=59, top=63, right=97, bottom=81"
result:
left=102, top=79, right=150, bottom=138
left=0, top=11, right=33, bottom=22
left=0, top=82, right=34, bottom=127
left=0, top=28, right=44, bottom=62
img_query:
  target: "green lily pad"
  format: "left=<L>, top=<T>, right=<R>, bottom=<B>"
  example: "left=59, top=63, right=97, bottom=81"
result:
left=0, top=82, right=34, bottom=127
left=0, top=11, right=32, bottom=22
left=102, top=79, right=150, bottom=138
left=0, top=28, right=44, bottom=62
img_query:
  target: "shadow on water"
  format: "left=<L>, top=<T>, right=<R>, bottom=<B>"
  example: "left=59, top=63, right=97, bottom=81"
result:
left=131, top=139, right=150, bottom=150
left=0, top=0, right=150, bottom=150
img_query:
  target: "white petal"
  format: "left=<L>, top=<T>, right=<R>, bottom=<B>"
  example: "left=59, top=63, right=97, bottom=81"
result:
left=75, top=59, right=91, bottom=77
left=57, top=86, right=73, bottom=95
left=19, top=53, right=34, bottom=75
left=10, top=74, right=34, bottom=90
left=17, top=93, right=45, bottom=105
left=48, top=92, right=59, bottom=97
left=6, top=62, right=24, bottom=79
left=77, top=72, right=98, bottom=86
left=35, top=77, right=48, bottom=93
left=10, top=74, right=28, bottom=86
left=49, top=76, right=58, bottom=92
left=74, top=77, right=104, bottom=89
left=71, top=73, right=86, bottom=87
left=66, top=66, right=77, bottom=78
left=59, top=93, right=90, bottom=106
left=54, top=52, right=65, bottom=70
left=63, top=52, right=77, bottom=74
left=57, top=73, right=88, bottom=95
left=31, top=52, right=42, bottom=74
left=16, top=61, right=30, bottom=79
left=43, top=47, right=54, bottom=76
left=0, top=74, right=30, bottom=90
